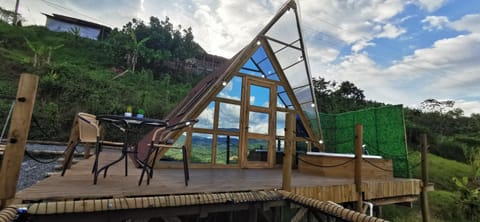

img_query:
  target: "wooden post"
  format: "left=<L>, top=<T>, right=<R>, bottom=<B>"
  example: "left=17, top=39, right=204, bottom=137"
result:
left=354, top=124, right=363, bottom=212
left=0, top=73, right=38, bottom=208
left=226, top=135, right=230, bottom=164
left=282, top=111, right=295, bottom=191
left=13, top=0, right=20, bottom=25
left=420, top=134, right=431, bottom=222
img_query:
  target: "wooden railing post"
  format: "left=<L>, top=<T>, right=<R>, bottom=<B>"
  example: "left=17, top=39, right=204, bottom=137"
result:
left=421, top=134, right=431, bottom=222
left=354, top=124, right=363, bottom=212
left=0, top=73, right=38, bottom=208
left=282, top=111, right=295, bottom=191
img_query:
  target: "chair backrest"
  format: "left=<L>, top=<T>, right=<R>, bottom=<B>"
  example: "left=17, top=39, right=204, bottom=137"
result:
left=77, top=112, right=99, bottom=143
left=152, top=119, right=198, bottom=144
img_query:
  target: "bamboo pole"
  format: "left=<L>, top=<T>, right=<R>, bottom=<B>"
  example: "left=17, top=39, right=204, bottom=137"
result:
left=0, top=73, right=38, bottom=208
left=420, top=134, right=431, bottom=222
left=354, top=124, right=363, bottom=212
left=282, top=111, right=295, bottom=191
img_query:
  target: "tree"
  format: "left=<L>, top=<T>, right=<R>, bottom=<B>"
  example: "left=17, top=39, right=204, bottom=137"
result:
left=420, top=98, right=455, bottom=114
left=334, top=81, right=365, bottom=101
left=312, top=77, right=373, bottom=113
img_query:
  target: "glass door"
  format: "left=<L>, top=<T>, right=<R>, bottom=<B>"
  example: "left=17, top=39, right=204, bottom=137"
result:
left=243, top=77, right=276, bottom=168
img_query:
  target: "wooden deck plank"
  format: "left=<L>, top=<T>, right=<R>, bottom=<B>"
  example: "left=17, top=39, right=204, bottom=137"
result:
left=16, top=151, right=421, bottom=204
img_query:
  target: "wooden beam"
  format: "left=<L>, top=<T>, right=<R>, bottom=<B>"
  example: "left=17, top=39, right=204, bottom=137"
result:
left=290, top=207, right=308, bottom=222
left=420, top=134, right=431, bottom=222
left=354, top=124, right=363, bottom=212
left=369, top=195, right=419, bottom=206
left=282, top=111, right=295, bottom=191
left=0, top=73, right=39, bottom=207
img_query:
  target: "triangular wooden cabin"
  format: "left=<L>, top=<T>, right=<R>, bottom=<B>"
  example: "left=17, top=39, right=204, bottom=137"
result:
left=148, top=0, right=323, bottom=169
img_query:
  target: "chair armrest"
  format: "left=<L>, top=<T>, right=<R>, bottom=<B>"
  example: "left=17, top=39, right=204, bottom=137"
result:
left=152, top=144, right=181, bottom=149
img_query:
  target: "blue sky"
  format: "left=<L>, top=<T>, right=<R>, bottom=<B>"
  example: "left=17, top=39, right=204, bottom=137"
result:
left=1, top=0, right=479, bottom=116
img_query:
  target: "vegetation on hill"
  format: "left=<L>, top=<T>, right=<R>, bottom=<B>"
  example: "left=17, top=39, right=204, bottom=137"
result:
left=0, top=17, right=205, bottom=140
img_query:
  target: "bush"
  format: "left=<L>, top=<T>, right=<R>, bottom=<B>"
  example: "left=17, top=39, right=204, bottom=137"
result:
left=430, top=140, right=467, bottom=163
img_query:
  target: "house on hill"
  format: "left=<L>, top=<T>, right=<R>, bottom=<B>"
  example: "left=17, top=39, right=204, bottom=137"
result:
left=42, top=13, right=111, bottom=40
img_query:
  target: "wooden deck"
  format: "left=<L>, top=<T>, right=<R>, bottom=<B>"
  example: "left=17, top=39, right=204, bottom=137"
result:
left=16, top=151, right=421, bottom=204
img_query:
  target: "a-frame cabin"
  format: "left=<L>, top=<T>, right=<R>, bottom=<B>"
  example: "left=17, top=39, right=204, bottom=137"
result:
left=150, top=0, right=323, bottom=169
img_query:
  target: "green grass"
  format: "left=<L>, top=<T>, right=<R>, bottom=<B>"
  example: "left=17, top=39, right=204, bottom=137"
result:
left=383, top=152, right=473, bottom=221
left=409, top=151, right=471, bottom=190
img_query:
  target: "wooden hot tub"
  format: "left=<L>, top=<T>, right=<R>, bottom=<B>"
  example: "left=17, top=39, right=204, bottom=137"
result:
left=298, top=152, right=393, bottom=180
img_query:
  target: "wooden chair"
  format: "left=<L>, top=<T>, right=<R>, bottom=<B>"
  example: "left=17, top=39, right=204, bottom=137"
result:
left=61, top=112, right=124, bottom=176
left=138, top=119, right=197, bottom=186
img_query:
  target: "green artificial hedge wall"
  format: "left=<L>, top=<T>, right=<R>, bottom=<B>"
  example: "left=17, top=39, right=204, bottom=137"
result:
left=319, top=105, right=410, bottom=178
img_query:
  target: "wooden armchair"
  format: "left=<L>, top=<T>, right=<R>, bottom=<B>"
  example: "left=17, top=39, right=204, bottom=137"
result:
left=61, top=112, right=124, bottom=176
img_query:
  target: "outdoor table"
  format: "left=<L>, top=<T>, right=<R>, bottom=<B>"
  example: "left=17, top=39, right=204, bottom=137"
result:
left=93, top=114, right=168, bottom=184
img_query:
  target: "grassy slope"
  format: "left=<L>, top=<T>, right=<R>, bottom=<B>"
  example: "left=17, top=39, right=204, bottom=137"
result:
left=383, top=151, right=471, bottom=222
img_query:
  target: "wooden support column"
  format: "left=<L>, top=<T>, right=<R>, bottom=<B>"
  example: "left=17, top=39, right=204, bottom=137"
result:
left=291, top=207, right=308, bottom=222
left=0, top=73, right=38, bottom=208
left=282, top=111, right=295, bottom=191
left=354, top=124, right=363, bottom=212
left=420, top=134, right=431, bottom=222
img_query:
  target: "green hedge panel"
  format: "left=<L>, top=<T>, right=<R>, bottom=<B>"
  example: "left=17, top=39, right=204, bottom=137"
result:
left=319, top=105, right=410, bottom=178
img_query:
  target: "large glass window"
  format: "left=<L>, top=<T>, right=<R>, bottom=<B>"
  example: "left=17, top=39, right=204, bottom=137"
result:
left=190, top=133, right=213, bottom=164
left=196, top=102, right=214, bottom=129
left=218, top=103, right=240, bottom=132
left=248, top=112, right=269, bottom=135
left=249, top=84, right=270, bottom=108
left=162, top=133, right=186, bottom=161
left=215, top=135, right=239, bottom=165
left=247, top=139, right=269, bottom=162
left=217, top=76, right=242, bottom=100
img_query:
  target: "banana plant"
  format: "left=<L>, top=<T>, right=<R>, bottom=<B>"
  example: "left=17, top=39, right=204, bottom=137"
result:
left=24, top=37, right=63, bottom=67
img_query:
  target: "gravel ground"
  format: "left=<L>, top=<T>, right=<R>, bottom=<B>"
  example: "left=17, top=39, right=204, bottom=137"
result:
left=15, top=144, right=76, bottom=191
left=16, top=155, right=57, bottom=191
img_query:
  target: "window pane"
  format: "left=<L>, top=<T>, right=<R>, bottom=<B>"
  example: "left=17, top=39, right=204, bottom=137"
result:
left=163, top=133, right=186, bottom=161
left=215, top=135, right=239, bottom=165
left=276, top=111, right=286, bottom=136
left=250, top=84, right=270, bottom=108
left=248, top=111, right=269, bottom=134
left=191, top=133, right=212, bottom=164
left=217, top=76, right=242, bottom=100
left=196, top=102, right=214, bottom=129
left=218, top=103, right=240, bottom=131
left=247, top=139, right=269, bottom=162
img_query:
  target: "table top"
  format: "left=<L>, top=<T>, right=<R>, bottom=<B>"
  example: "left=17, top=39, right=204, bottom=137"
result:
left=96, top=114, right=168, bottom=128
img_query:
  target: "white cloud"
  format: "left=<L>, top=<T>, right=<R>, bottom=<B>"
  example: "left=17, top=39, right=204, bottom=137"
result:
left=307, top=47, right=340, bottom=63
left=416, top=0, right=447, bottom=12
left=316, top=32, right=480, bottom=117
left=378, top=23, right=406, bottom=38
left=455, top=100, right=480, bottom=116
left=351, top=41, right=375, bottom=53
left=450, top=14, right=480, bottom=33
left=421, top=16, right=449, bottom=31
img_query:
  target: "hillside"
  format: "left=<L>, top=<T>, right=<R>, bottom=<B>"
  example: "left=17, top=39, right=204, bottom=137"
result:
left=382, top=152, right=475, bottom=222
left=0, top=20, right=206, bottom=140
